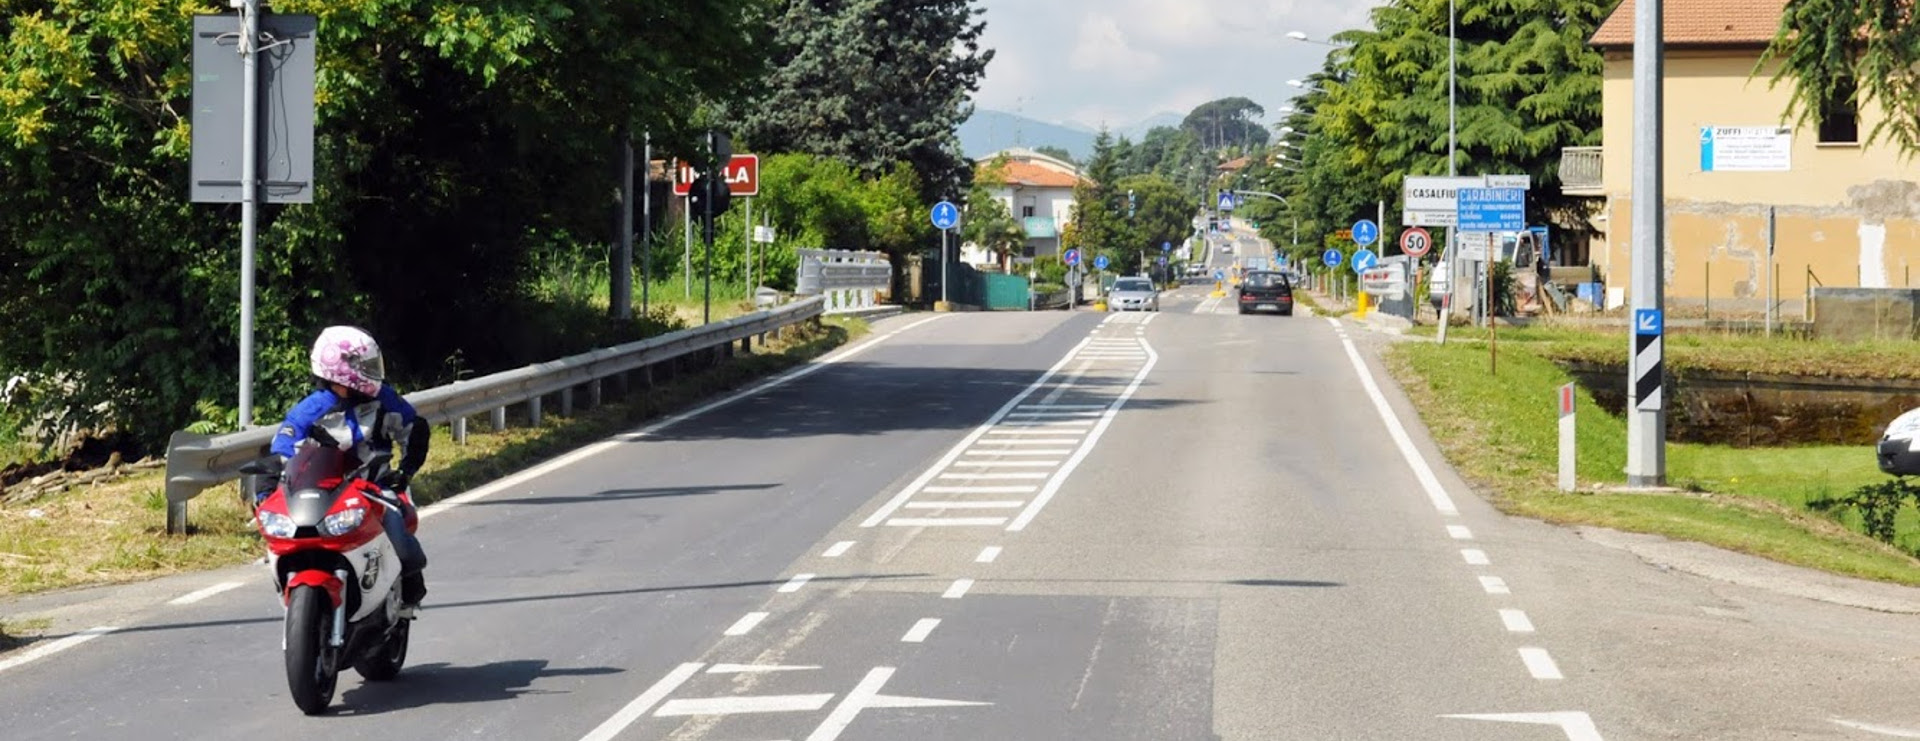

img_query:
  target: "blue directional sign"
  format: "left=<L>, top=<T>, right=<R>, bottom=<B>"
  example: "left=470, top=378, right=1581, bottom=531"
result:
left=1456, top=187, right=1526, bottom=232
left=1634, top=308, right=1664, bottom=336
left=1218, top=191, right=1236, bottom=211
left=1063, top=248, right=1081, bottom=267
left=1093, top=254, right=1110, bottom=271
left=1351, top=219, right=1379, bottom=247
left=1274, top=254, right=1288, bottom=266
left=930, top=200, right=960, bottom=230
left=1352, top=248, right=1378, bottom=274
left=1214, top=268, right=1227, bottom=281
left=1321, top=248, right=1343, bottom=268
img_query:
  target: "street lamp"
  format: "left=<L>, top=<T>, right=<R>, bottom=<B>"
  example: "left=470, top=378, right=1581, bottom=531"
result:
left=1286, top=30, right=1351, bottom=48
left=1286, top=79, right=1327, bottom=93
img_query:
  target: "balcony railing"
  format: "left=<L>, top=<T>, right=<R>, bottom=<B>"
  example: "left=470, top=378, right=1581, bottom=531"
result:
left=1558, top=146, right=1603, bottom=195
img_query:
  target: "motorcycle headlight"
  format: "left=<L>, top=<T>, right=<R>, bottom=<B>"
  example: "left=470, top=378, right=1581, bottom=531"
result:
left=320, top=507, right=367, bottom=537
left=258, top=511, right=297, bottom=539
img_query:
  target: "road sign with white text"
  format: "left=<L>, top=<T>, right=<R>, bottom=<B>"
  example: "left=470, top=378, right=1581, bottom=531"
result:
left=1456, top=187, right=1526, bottom=232
left=673, top=155, right=760, bottom=196
left=1403, top=174, right=1531, bottom=226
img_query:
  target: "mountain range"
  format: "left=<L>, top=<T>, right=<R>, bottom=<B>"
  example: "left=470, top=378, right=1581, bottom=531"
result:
left=958, top=109, right=1186, bottom=162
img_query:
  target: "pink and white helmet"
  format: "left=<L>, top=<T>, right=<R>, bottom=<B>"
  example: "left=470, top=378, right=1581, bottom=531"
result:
left=310, top=326, right=385, bottom=397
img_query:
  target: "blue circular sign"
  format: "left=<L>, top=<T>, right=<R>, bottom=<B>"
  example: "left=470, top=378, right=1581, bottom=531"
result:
left=931, top=200, right=960, bottom=230
left=1064, top=248, right=1081, bottom=267
left=1321, top=248, right=1343, bottom=268
left=1161, top=241, right=1172, bottom=252
left=1352, top=248, right=1378, bottom=274
left=1093, top=254, right=1110, bottom=270
left=1157, top=255, right=1168, bottom=265
left=1213, top=268, right=1227, bottom=281
left=1352, top=219, right=1379, bottom=247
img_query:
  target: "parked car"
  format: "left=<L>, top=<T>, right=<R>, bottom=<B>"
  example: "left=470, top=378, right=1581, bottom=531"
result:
left=1107, top=276, right=1160, bottom=312
left=1237, top=270, right=1293, bottom=315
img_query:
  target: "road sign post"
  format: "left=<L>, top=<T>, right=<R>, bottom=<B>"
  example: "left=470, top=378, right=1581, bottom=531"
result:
left=1558, top=383, right=1577, bottom=491
left=932, top=201, right=959, bottom=307
left=1627, top=0, right=1667, bottom=486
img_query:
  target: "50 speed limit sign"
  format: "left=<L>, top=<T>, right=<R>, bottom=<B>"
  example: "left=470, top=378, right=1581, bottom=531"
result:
left=1400, top=226, right=1433, bottom=258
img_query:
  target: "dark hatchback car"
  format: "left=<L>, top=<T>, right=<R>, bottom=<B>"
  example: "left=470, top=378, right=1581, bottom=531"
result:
left=1237, top=270, right=1294, bottom=315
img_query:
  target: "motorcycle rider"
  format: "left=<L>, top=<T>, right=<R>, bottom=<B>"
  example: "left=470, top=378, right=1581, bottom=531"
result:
left=267, top=326, right=430, bottom=609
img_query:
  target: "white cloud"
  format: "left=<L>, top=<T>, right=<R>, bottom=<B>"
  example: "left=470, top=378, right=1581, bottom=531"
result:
left=974, top=0, right=1387, bottom=129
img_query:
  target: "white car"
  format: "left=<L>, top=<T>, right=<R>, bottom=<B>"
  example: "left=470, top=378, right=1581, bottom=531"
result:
left=1106, top=277, right=1160, bottom=312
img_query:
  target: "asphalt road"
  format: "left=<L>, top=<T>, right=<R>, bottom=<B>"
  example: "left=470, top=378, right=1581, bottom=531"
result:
left=7, top=243, right=1920, bottom=739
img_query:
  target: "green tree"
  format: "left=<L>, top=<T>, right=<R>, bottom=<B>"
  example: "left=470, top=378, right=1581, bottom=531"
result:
left=1763, top=0, right=1920, bottom=153
left=964, top=157, right=1028, bottom=268
left=1111, top=174, right=1190, bottom=275
left=1067, top=131, right=1124, bottom=254
left=741, top=0, right=993, bottom=200
left=1181, top=97, right=1271, bottom=152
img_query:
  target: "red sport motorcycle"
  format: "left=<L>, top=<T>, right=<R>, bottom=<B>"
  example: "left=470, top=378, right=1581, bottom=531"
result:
left=243, top=445, right=417, bottom=715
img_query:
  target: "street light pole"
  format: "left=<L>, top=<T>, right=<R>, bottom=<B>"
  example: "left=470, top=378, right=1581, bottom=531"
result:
left=1438, top=0, right=1461, bottom=345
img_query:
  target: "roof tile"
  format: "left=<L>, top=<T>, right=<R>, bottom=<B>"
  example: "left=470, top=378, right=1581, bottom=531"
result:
left=1590, top=0, right=1786, bottom=49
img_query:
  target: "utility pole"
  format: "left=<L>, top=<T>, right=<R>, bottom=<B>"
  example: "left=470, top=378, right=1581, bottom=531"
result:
left=237, top=0, right=261, bottom=427
left=1626, top=0, right=1667, bottom=486
left=614, top=127, right=633, bottom=320
left=642, top=132, right=651, bottom=318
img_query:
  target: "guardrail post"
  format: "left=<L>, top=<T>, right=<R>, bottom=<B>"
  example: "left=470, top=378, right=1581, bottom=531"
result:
left=167, top=500, right=188, bottom=535
left=529, top=395, right=543, bottom=426
left=491, top=406, right=507, bottom=431
left=453, top=416, right=468, bottom=445
left=739, top=337, right=752, bottom=355
left=589, top=379, right=602, bottom=409
left=560, top=387, right=574, bottom=417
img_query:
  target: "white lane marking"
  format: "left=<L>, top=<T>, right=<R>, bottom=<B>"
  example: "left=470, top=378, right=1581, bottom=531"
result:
left=901, top=618, right=940, bottom=643
left=823, top=541, right=854, bottom=558
left=1480, top=576, right=1511, bottom=595
left=725, top=612, right=770, bottom=636
left=778, top=574, right=815, bottom=593
left=1833, top=719, right=1920, bottom=738
left=577, top=662, right=705, bottom=741
left=1442, top=712, right=1603, bottom=741
left=1462, top=549, right=1490, bottom=565
left=995, top=421, right=1093, bottom=429
left=985, top=429, right=1086, bottom=436
left=1036, top=359, right=1097, bottom=408
left=1005, top=411, right=1103, bottom=418
left=803, top=667, right=991, bottom=741
left=1500, top=609, right=1536, bottom=633
left=976, top=546, right=1002, bottom=563
left=1019, top=404, right=1105, bottom=410
left=1447, top=525, right=1473, bottom=540
left=902, top=501, right=1026, bottom=509
left=1008, top=338, right=1159, bottom=531
left=969, top=438, right=1082, bottom=446
left=949, top=460, right=1058, bottom=467
left=0, top=626, right=118, bottom=675
left=708, top=663, right=821, bottom=674
left=942, top=579, right=974, bottom=599
left=167, top=581, right=244, bottom=606
left=1327, top=316, right=1460, bottom=516
left=959, top=450, right=1073, bottom=457
left=1519, top=647, right=1564, bottom=679
left=428, top=315, right=949, bottom=521
left=937, top=472, right=1050, bottom=480
left=921, top=485, right=1036, bottom=494
left=885, top=517, right=1008, bottom=527
left=859, top=337, right=1094, bottom=528
left=656, top=693, right=835, bottom=716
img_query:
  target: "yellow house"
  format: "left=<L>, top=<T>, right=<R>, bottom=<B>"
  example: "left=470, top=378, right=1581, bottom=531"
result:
left=1571, top=0, right=1920, bottom=313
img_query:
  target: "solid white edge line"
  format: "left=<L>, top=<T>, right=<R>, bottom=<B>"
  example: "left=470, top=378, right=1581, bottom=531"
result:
left=901, top=618, right=940, bottom=643
left=823, top=540, right=854, bottom=558
left=859, top=336, right=1095, bottom=527
left=1832, top=719, right=1920, bottom=739
left=422, top=314, right=949, bottom=521
left=0, top=626, right=119, bottom=675
left=1328, top=317, right=1460, bottom=516
left=724, top=612, right=769, bottom=636
left=942, top=578, right=974, bottom=599
left=778, top=573, right=815, bottom=593
left=1518, top=647, right=1564, bottom=679
left=1500, top=608, right=1536, bottom=633
left=577, top=662, right=705, bottom=741
left=976, top=545, right=1002, bottom=563
left=1007, top=337, right=1158, bottom=531
left=167, top=581, right=244, bottom=606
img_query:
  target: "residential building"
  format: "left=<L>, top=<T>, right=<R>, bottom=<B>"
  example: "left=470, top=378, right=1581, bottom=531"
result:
left=964, top=148, right=1087, bottom=269
left=1573, top=0, right=1920, bottom=312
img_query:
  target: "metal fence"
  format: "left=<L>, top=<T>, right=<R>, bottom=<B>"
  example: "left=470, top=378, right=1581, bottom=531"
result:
left=161, top=296, right=825, bottom=533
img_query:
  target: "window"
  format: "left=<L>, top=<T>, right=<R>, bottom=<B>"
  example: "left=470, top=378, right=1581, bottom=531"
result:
left=1818, top=77, right=1859, bottom=144
left=1022, top=205, right=1035, bottom=218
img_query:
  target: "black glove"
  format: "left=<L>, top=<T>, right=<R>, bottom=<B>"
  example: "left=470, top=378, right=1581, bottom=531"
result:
left=378, top=469, right=412, bottom=493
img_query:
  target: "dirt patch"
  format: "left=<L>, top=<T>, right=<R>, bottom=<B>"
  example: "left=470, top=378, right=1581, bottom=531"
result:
left=1, top=432, right=146, bottom=489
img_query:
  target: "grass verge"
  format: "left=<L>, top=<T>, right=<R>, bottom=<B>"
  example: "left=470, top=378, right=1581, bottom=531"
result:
left=0, top=316, right=869, bottom=599
left=1383, top=327, right=1920, bottom=586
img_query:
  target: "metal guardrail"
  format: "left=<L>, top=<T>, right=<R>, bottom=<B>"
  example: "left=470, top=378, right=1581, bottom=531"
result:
left=162, top=296, right=826, bottom=533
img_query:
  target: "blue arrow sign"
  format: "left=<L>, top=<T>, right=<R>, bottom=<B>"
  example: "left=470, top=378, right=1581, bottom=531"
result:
left=1635, top=308, right=1663, bottom=336
left=1352, top=219, right=1379, bottom=247
left=1063, top=248, right=1081, bottom=267
left=1352, top=248, right=1378, bottom=274
left=1213, top=268, right=1227, bottom=281
left=1093, top=254, right=1110, bottom=271
left=1321, top=248, right=1343, bottom=268
left=930, top=200, right=960, bottom=230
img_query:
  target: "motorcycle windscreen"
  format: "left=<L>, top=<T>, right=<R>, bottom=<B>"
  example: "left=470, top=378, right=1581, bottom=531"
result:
left=282, top=445, right=349, bottom=527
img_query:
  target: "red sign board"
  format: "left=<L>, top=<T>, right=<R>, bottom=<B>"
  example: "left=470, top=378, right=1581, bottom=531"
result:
left=673, top=155, right=760, bottom=196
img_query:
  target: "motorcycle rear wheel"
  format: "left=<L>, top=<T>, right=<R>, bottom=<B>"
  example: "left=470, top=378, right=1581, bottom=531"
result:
left=354, top=618, right=409, bottom=681
left=285, top=586, right=339, bottom=715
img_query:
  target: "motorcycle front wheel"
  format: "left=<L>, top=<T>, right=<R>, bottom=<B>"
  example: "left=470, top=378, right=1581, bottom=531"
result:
left=285, top=585, right=339, bottom=715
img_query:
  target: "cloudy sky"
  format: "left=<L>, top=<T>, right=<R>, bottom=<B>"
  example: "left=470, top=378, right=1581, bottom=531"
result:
left=971, top=0, right=1383, bottom=130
